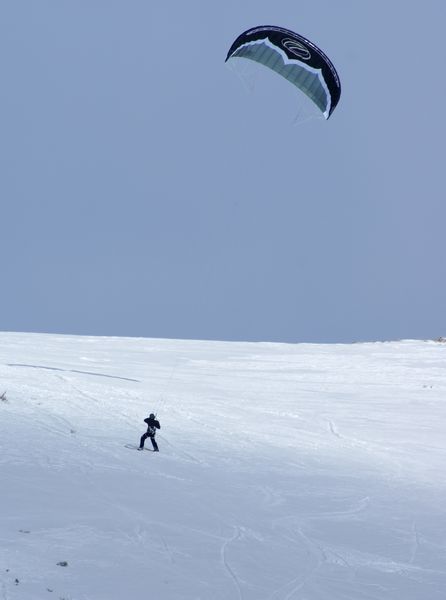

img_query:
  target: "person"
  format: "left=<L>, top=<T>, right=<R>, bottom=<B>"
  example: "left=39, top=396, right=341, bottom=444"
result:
left=139, top=413, right=160, bottom=452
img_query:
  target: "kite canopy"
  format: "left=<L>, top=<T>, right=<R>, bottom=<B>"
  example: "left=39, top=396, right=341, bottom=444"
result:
left=226, top=25, right=341, bottom=119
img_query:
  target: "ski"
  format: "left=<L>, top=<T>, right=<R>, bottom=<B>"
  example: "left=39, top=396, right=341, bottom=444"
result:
left=124, top=444, right=152, bottom=451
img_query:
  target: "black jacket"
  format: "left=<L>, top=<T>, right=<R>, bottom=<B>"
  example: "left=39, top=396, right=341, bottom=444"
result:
left=144, top=416, right=160, bottom=435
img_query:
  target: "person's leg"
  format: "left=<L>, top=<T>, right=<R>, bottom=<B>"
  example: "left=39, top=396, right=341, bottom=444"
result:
left=150, top=436, right=159, bottom=452
left=139, top=433, right=148, bottom=449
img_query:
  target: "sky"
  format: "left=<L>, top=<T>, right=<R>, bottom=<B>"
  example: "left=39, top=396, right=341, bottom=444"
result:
left=1, top=1, right=445, bottom=344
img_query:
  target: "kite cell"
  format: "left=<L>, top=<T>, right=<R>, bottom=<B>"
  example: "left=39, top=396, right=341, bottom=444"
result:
left=226, top=25, right=341, bottom=119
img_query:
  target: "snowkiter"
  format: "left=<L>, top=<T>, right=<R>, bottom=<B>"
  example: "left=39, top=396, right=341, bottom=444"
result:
left=139, top=413, right=160, bottom=452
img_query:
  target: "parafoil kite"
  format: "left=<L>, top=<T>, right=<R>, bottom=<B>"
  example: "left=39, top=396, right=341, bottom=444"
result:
left=226, top=25, right=341, bottom=119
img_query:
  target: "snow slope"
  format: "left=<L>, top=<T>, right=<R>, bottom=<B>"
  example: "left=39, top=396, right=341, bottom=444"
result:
left=1, top=332, right=445, bottom=600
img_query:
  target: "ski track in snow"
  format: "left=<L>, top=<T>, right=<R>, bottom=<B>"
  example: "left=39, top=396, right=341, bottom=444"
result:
left=1, top=580, right=9, bottom=600
left=220, top=526, right=244, bottom=600
left=409, top=522, right=420, bottom=565
left=7, top=363, right=140, bottom=382
left=258, top=485, right=285, bottom=509
left=328, top=419, right=341, bottom=438
left=160, top=436, right=204, bottom=465
left=266, top=525, right=326, bottom=600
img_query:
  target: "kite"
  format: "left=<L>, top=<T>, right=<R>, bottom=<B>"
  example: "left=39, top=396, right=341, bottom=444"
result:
left=226, top=26, right=341, bottom=119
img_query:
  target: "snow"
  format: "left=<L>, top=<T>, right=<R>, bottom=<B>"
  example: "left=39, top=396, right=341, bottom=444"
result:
left=1, top=332, right=445, bottom=599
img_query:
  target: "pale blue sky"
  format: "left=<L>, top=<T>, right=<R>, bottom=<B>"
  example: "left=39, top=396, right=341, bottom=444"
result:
left=1, top=1, right=445, bottom=343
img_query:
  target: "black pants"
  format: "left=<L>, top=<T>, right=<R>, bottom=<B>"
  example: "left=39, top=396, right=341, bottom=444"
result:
left=140, top=433, right=159, bottom=451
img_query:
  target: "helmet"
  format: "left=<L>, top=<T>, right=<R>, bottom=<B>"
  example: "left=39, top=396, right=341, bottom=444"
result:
left=149, top=413, right=155, bottom=419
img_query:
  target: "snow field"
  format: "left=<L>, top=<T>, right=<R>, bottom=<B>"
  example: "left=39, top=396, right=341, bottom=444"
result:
left=1, top=333, right=445, bottom=599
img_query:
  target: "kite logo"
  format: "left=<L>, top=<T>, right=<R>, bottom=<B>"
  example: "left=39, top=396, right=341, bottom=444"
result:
left=282, top=38, right=311, bottom=60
